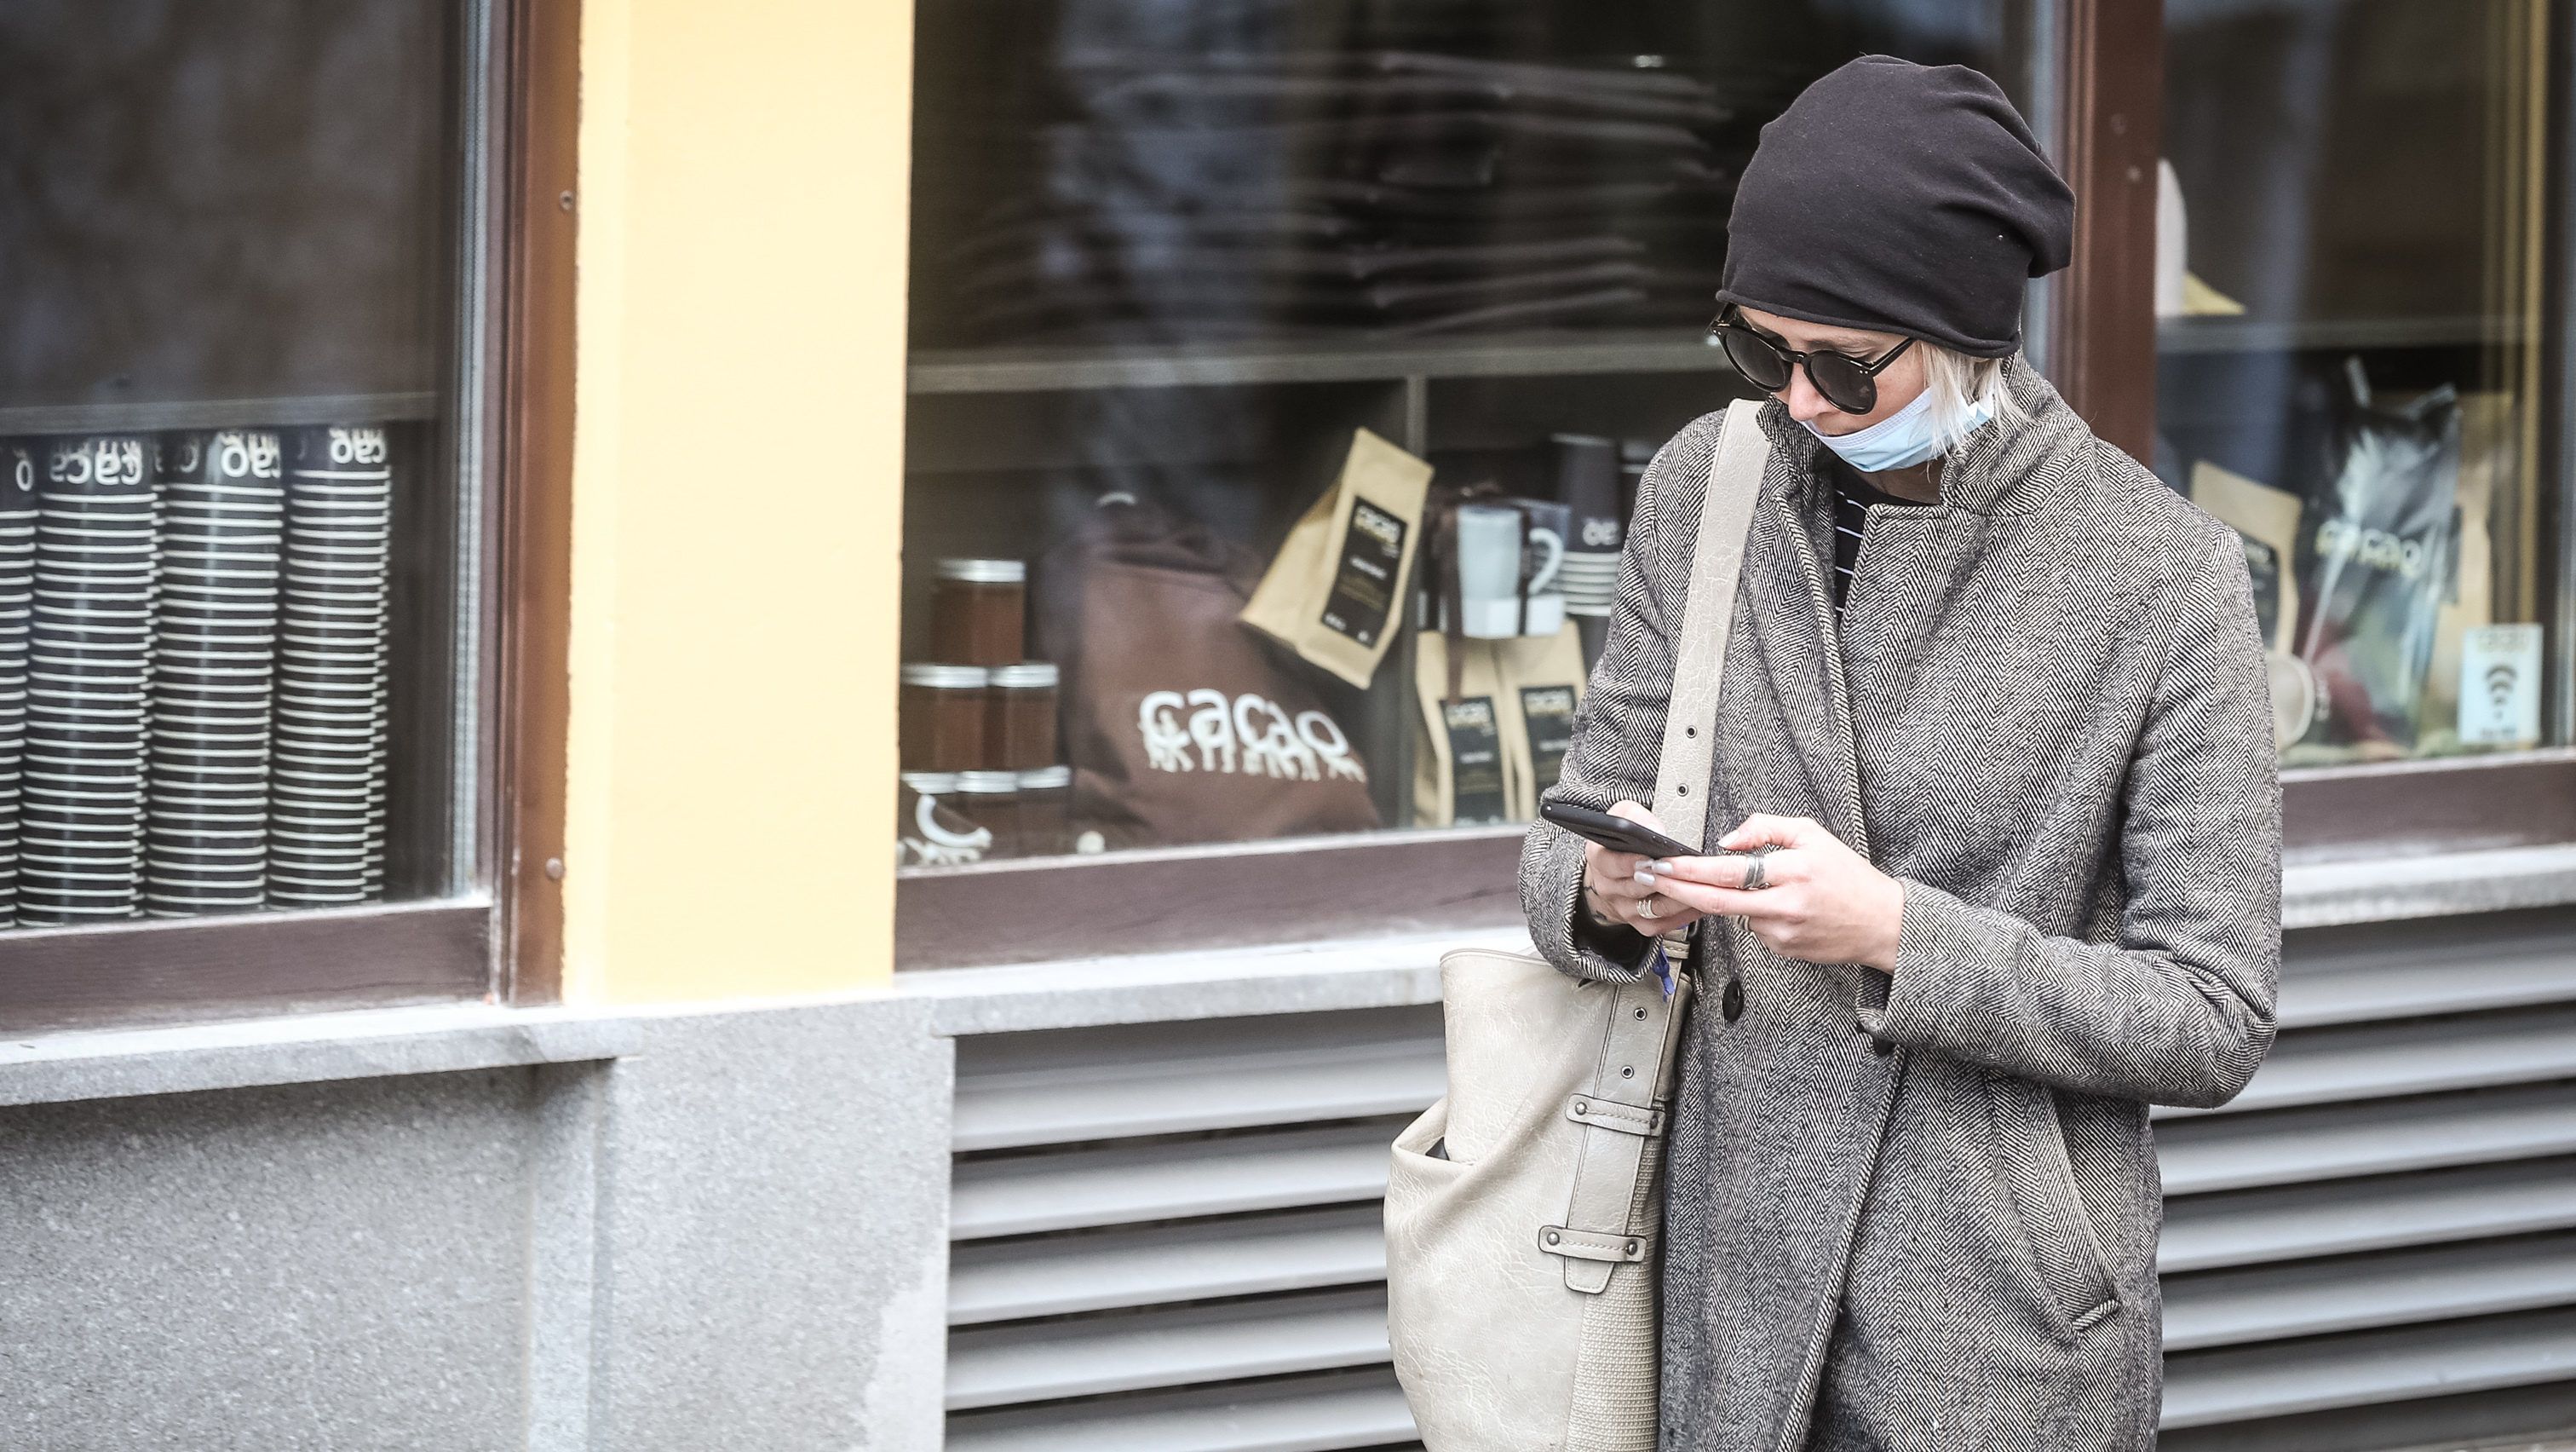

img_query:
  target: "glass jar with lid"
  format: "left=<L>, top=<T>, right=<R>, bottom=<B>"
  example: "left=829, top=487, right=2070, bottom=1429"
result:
left=988, top=661, right=1060, bottom=770
left=900, top=664, right=991, bottom=772
left=1015, top=764, right=1071, bottom=856
left=930, top=559, right=1027, bottom=667
left=954, top=769, right=1023, bottom=857
left=897, top=771, right=993, bottom=867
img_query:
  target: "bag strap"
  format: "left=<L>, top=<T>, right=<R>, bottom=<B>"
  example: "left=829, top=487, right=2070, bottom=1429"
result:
left=1542, top=399, right=1771, bottom=1294
left=1650, top=398, right=1770, bottom=863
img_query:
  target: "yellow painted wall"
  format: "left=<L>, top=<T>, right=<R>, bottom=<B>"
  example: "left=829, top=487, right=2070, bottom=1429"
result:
left=562, top=0, right=912, bottom=1003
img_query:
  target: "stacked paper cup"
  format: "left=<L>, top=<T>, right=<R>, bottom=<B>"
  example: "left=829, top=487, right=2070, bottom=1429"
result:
left=365, top=663, right=389, bottom=900
left=0, top=446, right=39, bottom=925
left=21, top=435, right=158, bottom=925
left=268, top=425, right=393, bottom=908
left=143, top=431, right=286, bottom=916
left=1550, top=435, right=1624, bottom=666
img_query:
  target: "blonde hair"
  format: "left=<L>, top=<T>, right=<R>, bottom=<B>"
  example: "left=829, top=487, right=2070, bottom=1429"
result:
left=1920, top=344, right=2024, bottom=455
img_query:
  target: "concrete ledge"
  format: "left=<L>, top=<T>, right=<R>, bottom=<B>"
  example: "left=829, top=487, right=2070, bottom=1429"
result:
left=2283, top=843, right=2576, bottom=930
left=0, top=1002, right=641, bottom=1109
left=905, top=842, right=2576, bottom=1036
left=896, top=925, right=1510, bottom=1035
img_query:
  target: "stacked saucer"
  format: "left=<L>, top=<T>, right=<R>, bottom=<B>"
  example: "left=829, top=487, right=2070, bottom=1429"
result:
left=143, top=430, right=285, bottom=917
left=21, top=435, right=157, bottom=925
left=0, top=444, right=40, bottom=925
left=268, top=424, right=393, bottom=909
left=1550, top=434, right=1624, bottom=661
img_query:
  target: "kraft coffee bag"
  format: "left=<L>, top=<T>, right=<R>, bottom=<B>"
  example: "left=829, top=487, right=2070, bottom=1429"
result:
left=2190, top=460, right=2301, bottom=653
left=1493, top=624, right=1587, bottom=821
left=1413, top=624, right=1586, bottom=827
left=2192, top=460, right=2321, bottom=750
left=1243, top=429, right=1434, bottom=689
left=1412, top=632, right=1510, bottom=827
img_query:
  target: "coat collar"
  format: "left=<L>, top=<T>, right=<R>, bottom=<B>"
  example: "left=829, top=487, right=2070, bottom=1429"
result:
left=1727, top=354, right=2092, bottom=861
left=1748, top=354, right=2089, bottom=518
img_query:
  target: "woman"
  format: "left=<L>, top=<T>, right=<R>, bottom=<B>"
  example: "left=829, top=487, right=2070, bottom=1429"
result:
left=1521, top=56, right=2280, bottom=1451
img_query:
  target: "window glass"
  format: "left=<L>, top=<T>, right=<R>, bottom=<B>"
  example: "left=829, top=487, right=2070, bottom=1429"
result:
left=901, top=1, right=2043, bottom=867
left=2159, top=0, right=2557, bottom=766
left=0, top=1, right=474, bottom=924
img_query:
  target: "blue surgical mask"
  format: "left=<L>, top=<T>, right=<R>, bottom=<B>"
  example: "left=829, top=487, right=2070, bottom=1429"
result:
left=1801, top=389, right=1992, bottom=474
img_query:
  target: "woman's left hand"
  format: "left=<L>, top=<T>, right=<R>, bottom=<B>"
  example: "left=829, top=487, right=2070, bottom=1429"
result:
left=1636, top=814, right=1905, bottom=972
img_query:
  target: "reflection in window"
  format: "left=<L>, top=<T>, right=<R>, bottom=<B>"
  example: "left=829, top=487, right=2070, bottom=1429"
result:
left=2158, top=0, right=2556, bottom=765
left=902, top=3, right=2040, bottom=866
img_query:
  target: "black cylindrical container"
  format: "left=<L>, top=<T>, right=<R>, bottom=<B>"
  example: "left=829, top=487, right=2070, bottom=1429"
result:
left=21, top=435, right=157, bottom=925
left=145, top=429, right=285, bottom=917
left=0, top=443, right=41, bottom=925
left=267, top=424, right=394, bottom=909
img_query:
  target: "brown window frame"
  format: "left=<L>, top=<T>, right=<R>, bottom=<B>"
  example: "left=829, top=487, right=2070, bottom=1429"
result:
left=0, top=0, right=578, bottom=1030
left=896, top=0, right=2576, bottom=971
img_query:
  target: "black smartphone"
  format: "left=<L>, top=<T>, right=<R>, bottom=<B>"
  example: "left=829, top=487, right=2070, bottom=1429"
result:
left=1539, top=801, right=1699, bottom=860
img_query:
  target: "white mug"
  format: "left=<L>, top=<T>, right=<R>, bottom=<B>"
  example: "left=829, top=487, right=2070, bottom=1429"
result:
left=1456, top=504, right=1564, bottom=637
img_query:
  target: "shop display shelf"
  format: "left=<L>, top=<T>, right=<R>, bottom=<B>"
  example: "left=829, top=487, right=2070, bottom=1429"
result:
left=2158, top=314, right=2527, bottom=356
left=0, top=391, right=442, bottom=438
left=908, top=330, right=1736, bottom=395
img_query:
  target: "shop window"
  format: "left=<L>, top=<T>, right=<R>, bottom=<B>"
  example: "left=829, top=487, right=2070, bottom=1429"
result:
left=900, top=1, right=2048, bottom=895
left=2159, top=0, right=2562, bottom=769
left=0, top=1, right=560, bottom=1022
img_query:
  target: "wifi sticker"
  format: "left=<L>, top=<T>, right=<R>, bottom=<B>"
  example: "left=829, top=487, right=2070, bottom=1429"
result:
left=2460, top=624, right=2542, bottom=747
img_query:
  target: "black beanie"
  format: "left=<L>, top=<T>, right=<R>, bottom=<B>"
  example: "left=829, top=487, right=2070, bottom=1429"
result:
left=1715, top=55, right=2073, bottom=359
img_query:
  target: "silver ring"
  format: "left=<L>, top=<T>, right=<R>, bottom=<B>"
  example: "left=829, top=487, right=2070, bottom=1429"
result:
left=1741, top=856, right=1768, bottom=892
left=1641, top=894, right=1663, bottom=919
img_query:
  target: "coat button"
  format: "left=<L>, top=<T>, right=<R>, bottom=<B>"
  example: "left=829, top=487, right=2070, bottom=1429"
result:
left=1720, top=977, right=1744, bottom=1022
left=1872, top=1035, right=1896, bottom=1057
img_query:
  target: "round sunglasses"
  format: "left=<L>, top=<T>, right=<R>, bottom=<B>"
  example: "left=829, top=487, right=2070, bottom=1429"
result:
left=1708, top=306, right=1914, bottom=415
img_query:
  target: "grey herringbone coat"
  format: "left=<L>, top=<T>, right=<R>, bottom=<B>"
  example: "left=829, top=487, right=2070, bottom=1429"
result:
left=1521, top=359, right=2281, bottom=1452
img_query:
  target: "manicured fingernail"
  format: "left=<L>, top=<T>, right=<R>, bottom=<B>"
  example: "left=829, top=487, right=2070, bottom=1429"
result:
left=1633, top=868, right=1656, bottom=884
left=1647, top=860, right=1672, bottom=872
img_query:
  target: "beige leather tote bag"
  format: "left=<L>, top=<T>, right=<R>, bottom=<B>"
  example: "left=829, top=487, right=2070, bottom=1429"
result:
left=1386, top=400, right=1769, bottom=1452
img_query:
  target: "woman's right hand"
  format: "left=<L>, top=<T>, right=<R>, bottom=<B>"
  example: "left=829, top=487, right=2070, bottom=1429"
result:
left=1581, top=800, right=1705, bottom=936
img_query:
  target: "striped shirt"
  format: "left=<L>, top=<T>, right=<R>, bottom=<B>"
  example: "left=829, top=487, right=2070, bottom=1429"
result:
left=1824, top=454, right=1934, bottom=617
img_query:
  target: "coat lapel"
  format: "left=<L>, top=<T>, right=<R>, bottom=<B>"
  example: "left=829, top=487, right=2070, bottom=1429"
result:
left=1735, top=447, right=1863, bottom=851
left=1839, top=506, right=1987, bottom=747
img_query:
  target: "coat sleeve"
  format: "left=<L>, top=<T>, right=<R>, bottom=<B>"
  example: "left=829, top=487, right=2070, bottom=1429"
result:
left=1517, top=413, right=1719, bottom=985
left=1859, top=523, right=2283, bottom=1109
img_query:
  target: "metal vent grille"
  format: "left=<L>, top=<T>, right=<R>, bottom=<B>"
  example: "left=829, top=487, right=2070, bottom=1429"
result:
left=945, top=910, right=2576, bottom=1451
